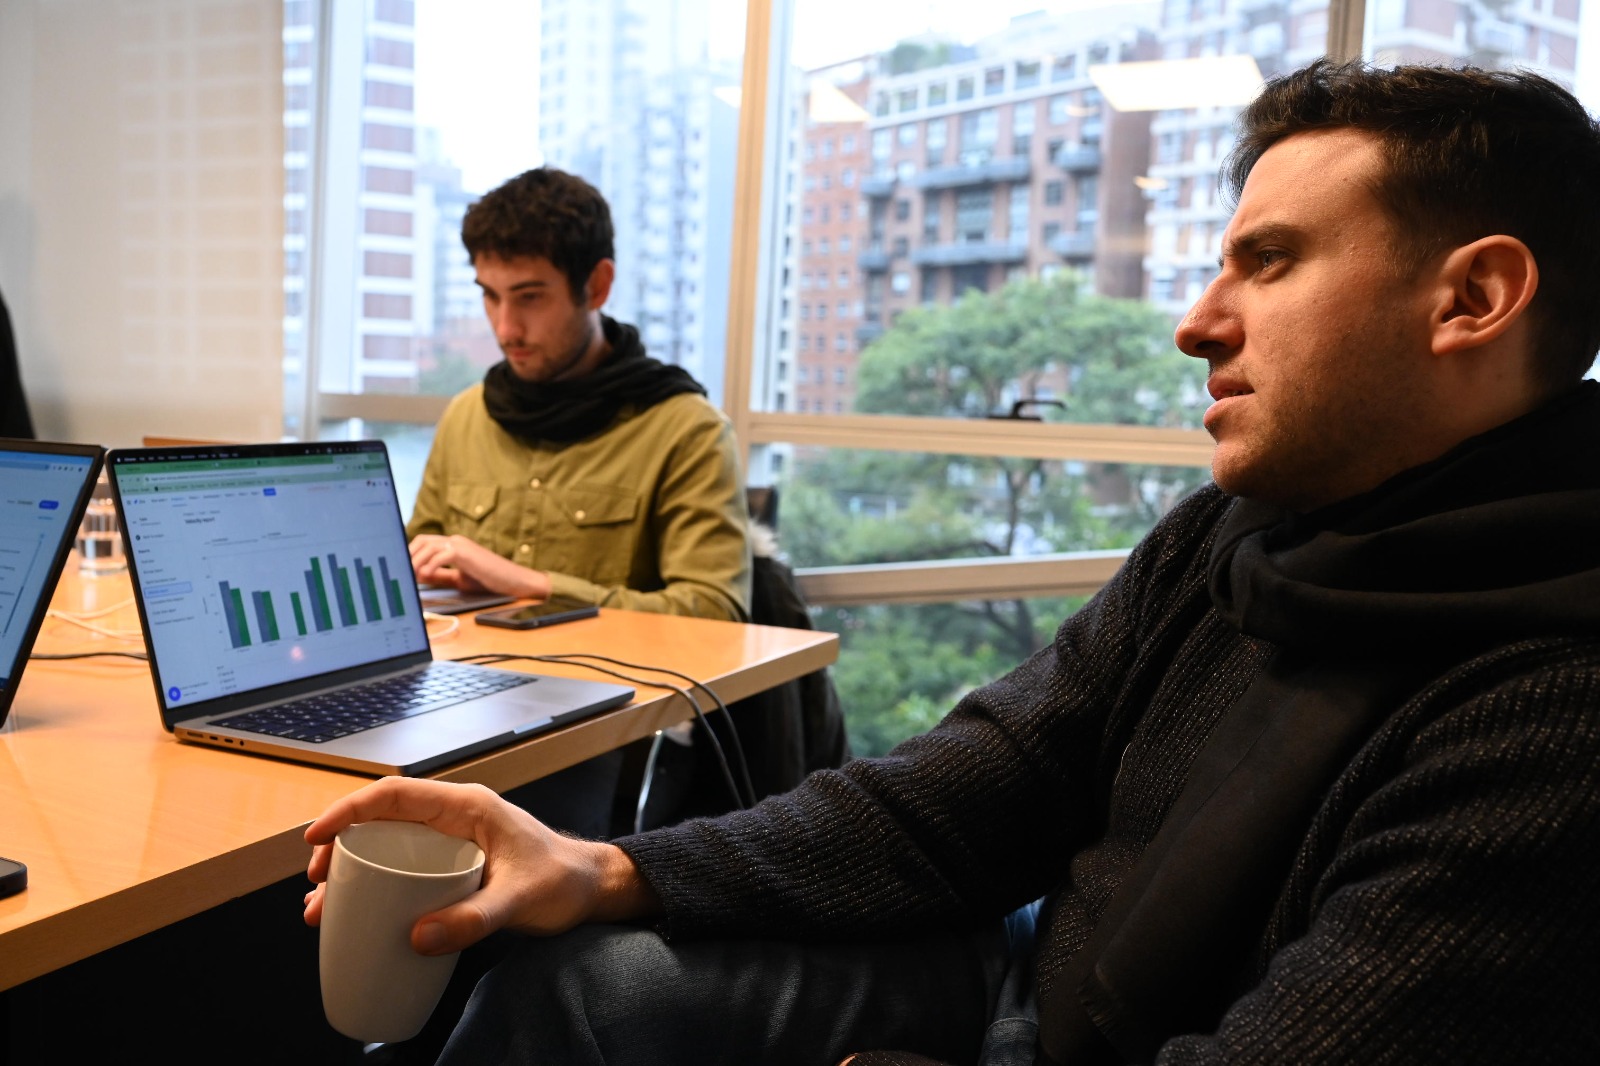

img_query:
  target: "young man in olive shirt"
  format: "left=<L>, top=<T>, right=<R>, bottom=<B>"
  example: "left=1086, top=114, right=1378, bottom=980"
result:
left=407, top=167, right=749, bottom=623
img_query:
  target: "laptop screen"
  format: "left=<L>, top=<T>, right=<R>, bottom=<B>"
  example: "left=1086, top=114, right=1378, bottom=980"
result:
left=110, top=442, right=429, bottom=715
left=1, top=441, right=103, bottom=719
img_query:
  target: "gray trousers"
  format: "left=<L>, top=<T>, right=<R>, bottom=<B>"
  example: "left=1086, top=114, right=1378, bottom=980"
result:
left=434, top=904, right=1041, bottom=1066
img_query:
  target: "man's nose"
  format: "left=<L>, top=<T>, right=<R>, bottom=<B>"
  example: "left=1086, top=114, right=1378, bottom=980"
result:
left=1173, top=276, right=1240, bottom=360
left=490, top=305, right=520, bottom=346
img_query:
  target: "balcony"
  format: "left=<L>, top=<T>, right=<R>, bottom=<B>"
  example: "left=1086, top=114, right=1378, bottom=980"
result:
left=1054, top=144, right=1101, bottom=172
left=857, top=243, right=891, bottom=272
left=860, top=172, right=897, bottom=198
left=911, top=240, right=1028, bottom=267
left=1049, top=231, right=1095, bottom=259
left=913, top=154, right=1031, bottom=190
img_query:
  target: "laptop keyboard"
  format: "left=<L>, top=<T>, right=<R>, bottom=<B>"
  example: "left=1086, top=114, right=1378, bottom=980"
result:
left=211, top=664, right=536, bottom=744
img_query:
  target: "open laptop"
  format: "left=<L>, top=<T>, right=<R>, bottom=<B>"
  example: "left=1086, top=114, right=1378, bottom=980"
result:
left=106, top=440, right=633, bottom=775
left=1, top=439, right=105, bottom=727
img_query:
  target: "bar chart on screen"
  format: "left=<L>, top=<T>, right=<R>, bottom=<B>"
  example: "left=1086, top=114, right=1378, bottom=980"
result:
left=215, top=550, right=410, bottom=648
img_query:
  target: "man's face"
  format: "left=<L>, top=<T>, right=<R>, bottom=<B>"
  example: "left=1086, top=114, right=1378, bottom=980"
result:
left=475, top=254, right=597, bottom=384
left=1176, top=128, right=1441, bottom=512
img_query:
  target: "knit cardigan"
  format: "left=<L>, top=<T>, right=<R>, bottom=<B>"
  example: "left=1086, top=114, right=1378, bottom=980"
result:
left=618, top=483, right=1600, bottom=1064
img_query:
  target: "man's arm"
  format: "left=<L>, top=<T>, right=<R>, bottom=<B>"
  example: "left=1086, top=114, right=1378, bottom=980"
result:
left=615, top=487, right=1237, bottom=941
left=1155, top=653, right=1600, bottom=1064
left=304, top=778, right=660, bottom=955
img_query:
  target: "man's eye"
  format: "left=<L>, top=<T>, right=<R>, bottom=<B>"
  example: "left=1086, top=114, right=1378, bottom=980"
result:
left=1258, top=249, right=1289, bottom=269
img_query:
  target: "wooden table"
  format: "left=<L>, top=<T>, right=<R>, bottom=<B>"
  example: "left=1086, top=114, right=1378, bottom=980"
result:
left=0, top=567, right=837, bottom=992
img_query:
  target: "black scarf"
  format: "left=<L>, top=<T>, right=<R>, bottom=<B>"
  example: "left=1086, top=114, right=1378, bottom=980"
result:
left=481, top=315, right=705, bottom=445
left=1040, top=381, right=1600, bottom=1065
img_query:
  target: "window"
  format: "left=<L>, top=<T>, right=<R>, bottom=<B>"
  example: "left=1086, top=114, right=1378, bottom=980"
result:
left=1008, top=185, right=1029, bottom=240
left=928, top=83, right=948, bottom=106
left=895, top=199, right=911, bottom=221
left=984, top=67, right=1006, bottom=95
left=1044, top=180, right=1064, bottom=206
left=1012, top=103, right=1035, bottom=154
left=898, top=123, right=919, bottom=147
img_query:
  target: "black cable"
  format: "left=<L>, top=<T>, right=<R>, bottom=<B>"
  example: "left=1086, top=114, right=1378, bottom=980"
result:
left=450, top=652, right=751, bottom=812
left=532, top=652, right=756, bottom=810
left=30, top=651, right=148, bottom=661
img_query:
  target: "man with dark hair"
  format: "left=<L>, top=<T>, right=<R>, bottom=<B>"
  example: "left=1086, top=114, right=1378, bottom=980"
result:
left=308, top=62, right=1600, bottom=1064
left=406, top=166, right=750, bottom=622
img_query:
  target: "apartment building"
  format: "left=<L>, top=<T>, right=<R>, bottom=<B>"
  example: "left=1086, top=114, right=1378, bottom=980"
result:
left=795, top=9, right=1160, bottom=413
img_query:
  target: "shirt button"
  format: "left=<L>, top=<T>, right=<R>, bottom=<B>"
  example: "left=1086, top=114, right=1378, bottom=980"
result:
left=574, top=509, right=586, bottom=520
left=474, top=505, right=485, bottom=515
left=529, top=478, right=541, bottom=489
left=518, top=544, right=531, bottom=554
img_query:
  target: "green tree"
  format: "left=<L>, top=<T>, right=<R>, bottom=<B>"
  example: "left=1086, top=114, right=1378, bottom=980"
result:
left=788, top=274, right=1206, bottom=754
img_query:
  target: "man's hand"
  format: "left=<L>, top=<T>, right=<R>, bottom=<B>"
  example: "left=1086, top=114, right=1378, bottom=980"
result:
left=408, top=534, right=552, bottom=600
left=304, top=778, right=660, bottom=956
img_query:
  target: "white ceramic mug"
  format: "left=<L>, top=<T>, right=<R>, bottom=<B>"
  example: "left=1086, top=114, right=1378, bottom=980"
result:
left=319, top=820, right=485, bottom=1043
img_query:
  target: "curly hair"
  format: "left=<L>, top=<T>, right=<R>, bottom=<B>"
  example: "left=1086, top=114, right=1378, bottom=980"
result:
left=460, top=167, right=615, bottom=300
left=1225, top=60, right=1600, bottom=388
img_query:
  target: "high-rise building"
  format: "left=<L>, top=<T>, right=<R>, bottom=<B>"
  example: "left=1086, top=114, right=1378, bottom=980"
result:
left=284, top=0, right=422, bottom=403
left=538, top=0, right=737, bottom=401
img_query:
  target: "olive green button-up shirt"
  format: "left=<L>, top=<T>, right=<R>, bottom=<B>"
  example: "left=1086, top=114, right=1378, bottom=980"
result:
left=406, top=385, right=751, bottom=622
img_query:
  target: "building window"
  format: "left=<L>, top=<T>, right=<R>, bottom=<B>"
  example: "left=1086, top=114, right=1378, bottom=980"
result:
left=891, top=271, right=911, bottom=293
left=1052, top=54, right=1077, bottom=82
left=1012, top=103, right=1034, bottom=154
left=897, top=88, right=919, bottom=112
left=928, top=82, right=948, bottom=106
left=895, top=198, right=911, bottom=221
left=898, top=123, right=918, bottom=146
left=1045, top=180, right=1064, bottom=206
left=363, top=208, right=413, bottom=237
left=984, top=67, right=1005, bottom=95
left=1008, top=185, right=1029, bottom=239
left=363, top=123, right=412, bottom=152
left=956, top=76, right=975, bottom=101
left=364, top=249, right=412, bottom=275
left=1015, top=60, right=1041, bottom=89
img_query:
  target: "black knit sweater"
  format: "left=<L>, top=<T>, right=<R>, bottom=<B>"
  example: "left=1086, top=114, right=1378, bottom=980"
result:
left=619, top=418, right=1600, bottom=1063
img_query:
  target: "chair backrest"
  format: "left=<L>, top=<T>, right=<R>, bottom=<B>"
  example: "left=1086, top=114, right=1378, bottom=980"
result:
left=745, top=485, right=778, bottom=529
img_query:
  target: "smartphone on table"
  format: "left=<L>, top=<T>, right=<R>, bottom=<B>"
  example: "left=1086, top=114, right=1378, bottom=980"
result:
left=1, top=856, right=26, bottom=899
left=474, top=597, right=599, bottom=630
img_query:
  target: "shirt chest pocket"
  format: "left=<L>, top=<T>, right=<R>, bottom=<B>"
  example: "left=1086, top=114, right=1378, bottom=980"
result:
left=557, top=484, right=638, bottom=528
left=550, top=483, right=642, bottom=584
left=445, top=483, right=501, bottom=531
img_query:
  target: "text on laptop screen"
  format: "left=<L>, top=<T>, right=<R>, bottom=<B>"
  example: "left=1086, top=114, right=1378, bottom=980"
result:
left=0, top=449, right=97, bottom=687
left=115, top=448, right=429, bottom=709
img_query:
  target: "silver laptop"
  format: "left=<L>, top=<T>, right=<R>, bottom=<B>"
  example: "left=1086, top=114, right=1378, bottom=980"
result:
left=106, top=440, right=633, bottom=775
left=1, top=439, right=105, bottom=727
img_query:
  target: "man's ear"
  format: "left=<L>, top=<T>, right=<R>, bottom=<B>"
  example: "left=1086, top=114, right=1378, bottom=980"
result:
left=1429, top=235, right=1538, bottom=356
left=584, top=259, right=616, bottom=312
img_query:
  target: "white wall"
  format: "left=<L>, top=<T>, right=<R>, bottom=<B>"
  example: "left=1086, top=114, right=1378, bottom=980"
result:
left=0, top=0, right=284, bottom=447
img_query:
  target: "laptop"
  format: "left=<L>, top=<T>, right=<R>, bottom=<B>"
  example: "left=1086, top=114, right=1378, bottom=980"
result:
left=1, top=439, right=105, bottom=727
left=105, top=440, right=633, bottom=775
